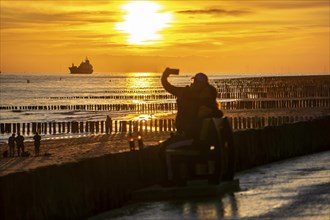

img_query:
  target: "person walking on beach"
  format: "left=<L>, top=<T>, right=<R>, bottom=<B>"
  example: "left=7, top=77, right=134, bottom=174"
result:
left=8, top=133, right=15, bottom=157
left=15, top=133, right=25, bottom=157
left=33, top=132, right=41, bottom=156
left=105, top=115, right=112, bottom=134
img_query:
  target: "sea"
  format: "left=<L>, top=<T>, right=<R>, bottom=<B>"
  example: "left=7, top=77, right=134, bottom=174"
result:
left=0, top=72, right=261, bottom=124
left=0, top=72, right=327, bottom=142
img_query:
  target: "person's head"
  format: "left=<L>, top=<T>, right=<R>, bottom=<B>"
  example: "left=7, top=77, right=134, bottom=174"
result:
left=191, top=72, right=208, bottom=90
left=12, top=133, right=15, bottom=137
left=192, top=72, right=208, bottom=84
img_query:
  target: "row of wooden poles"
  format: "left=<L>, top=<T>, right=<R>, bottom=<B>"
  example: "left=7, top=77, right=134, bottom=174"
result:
left=214, top=83, right=330, bottom=99
left=44, top=94, right=174, bottom=100
left=216, top=89, right=330, bottom=99
left=0, top=119, right=176, bottom=135
left=220, top=98, right=330, bottom=110
left=36, top=90, right=329, bottom=101
left=15, top=84, right=330, bottom=102
left=0, top=103, right=176, bottom=111
left=213, top=75, right=330, bottom=99
left=0, top=115, right=318, bottom=136
left=1, top=97, right=329, bottom=111
left=41, top=85, right=330, bottom=100
left=40, top=75, right=329, bottom=100
left=40, top=85, right=328, bottom=100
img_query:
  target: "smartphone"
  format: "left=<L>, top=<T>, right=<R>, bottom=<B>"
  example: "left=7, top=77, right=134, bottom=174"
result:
left=167, top=68, right=180, bottom=75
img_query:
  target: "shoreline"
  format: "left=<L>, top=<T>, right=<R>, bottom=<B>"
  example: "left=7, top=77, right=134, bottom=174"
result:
left=0, top=132, right=171, bottom=177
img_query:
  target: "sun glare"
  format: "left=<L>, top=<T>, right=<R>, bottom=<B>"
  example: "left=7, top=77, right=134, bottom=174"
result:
left=115, top=1, right=172, bottom=45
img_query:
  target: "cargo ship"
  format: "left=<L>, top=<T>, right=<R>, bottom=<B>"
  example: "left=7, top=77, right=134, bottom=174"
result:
left=69, top=57, right=93, bottom=74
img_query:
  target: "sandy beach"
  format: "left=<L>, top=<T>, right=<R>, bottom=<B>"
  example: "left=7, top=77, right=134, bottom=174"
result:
left=0, top=132, right=171, bottom=177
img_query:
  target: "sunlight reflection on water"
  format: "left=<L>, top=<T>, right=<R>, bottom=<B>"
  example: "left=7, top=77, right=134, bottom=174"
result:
left=0, top=73, right=186, bottom=124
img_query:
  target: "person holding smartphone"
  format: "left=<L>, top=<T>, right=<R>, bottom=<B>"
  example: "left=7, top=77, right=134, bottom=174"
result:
left=160, top=67, right=223, bottom=185
left=161, top=67, right=222, bottom=138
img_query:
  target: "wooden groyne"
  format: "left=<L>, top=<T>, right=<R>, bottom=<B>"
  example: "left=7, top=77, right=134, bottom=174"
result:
left=220, top=97, right=329, bottom=110
left=0, top=116, right=329, bottom=220
left=0, top=103, right=176, bottom=112
left=214, top=75, right=330, bottom=99
left=43, top=94, right=175, bottom=100
left=0, top=115, right=320, bottom=137
left=0, top=118, right=176, bottom=136
left=1, top=97, right=329, bottom=112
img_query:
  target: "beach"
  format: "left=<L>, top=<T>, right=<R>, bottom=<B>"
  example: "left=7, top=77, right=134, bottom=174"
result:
left=0, top=131, right=172, bottom=177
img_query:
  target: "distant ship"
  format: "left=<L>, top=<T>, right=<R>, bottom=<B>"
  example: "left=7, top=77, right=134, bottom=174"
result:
left=69, top=57, right=93, bottom=74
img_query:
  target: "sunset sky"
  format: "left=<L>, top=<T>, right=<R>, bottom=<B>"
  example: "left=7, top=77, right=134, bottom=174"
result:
left=0, top=0, right=329, bottom=74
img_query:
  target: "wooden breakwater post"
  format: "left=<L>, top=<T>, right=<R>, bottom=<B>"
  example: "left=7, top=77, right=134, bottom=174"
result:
left=0, top=124, right=5, bottom=134
left=48, top=122, right=52, bottom=134
left=72, top=121, right=79, bottom=133
left=100, top=121, right=104, bottom=133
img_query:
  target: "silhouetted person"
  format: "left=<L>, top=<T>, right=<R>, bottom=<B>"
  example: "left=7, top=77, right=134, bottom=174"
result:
left=15, top=133, right=24, bottom=157
left=8, top=133, right=15, bottom=157
left=105, top=115, right=112, bottom=134
left=161, top=68, right=222, bottom=138
left=160, top=68, right=223, bottom=184
left=33, top=132, right=41, bottom=156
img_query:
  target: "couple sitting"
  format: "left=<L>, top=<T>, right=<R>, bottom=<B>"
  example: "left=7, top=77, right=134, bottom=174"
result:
left=160, top=68, right=225, bottom=185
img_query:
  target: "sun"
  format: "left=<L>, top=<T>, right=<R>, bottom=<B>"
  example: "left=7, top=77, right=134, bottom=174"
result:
left=115, top=1, right=172, bottom=45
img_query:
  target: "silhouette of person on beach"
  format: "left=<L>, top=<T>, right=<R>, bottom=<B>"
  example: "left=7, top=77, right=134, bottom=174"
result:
left=106, top=116, right=112, bottom=134
left=33, top=132, right=41, bottom=156
left=8, top=133, right=15, bottom=157
left=160, top=68, right=223, bottom=185
left=15, top=133, right=24, bottom=157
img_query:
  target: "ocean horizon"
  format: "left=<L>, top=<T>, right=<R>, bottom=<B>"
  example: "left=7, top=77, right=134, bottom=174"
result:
left=1, top=71, right=329, bottom=77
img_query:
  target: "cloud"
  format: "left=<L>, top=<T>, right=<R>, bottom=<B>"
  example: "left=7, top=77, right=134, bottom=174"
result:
left=1, top=5, right=119, bottom=30
left=177, top=8, right=250, bottom=16
left=252, top=0, right=329, bottom=9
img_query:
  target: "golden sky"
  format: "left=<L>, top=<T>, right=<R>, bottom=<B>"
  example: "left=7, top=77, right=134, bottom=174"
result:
left=0, top=0, right=329, bottom=74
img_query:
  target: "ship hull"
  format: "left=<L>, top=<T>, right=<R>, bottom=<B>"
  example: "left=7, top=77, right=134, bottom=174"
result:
left=69, top=71, right=93, bottom=74
left=69, top=67, right=93, bottom=74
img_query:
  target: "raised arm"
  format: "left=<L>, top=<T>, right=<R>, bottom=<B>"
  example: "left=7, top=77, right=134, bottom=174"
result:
left=161, top=68, right=183, bottom=96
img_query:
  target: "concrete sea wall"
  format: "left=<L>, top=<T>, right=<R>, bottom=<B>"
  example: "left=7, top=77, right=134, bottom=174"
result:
left=0, top=116, right=329, bottom=220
